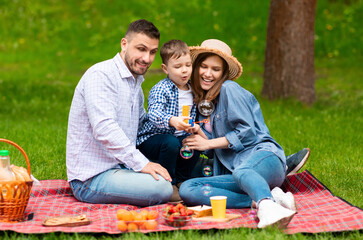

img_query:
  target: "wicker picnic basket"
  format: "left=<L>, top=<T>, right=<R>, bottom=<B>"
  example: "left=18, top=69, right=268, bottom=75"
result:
left=0, top=138, right=33, bottom=222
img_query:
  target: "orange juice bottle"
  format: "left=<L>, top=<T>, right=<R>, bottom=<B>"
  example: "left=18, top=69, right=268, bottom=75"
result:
left=0, top=150, right=15, bottom=199
left=0, top=150, right=15, bottom=181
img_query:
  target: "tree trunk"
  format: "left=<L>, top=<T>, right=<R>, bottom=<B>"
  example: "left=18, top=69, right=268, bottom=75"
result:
left=262, top=0, right=316, bottom=105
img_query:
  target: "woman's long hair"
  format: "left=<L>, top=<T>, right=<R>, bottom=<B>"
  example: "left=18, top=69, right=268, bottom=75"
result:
left=191, top=53, right=229, bottom=105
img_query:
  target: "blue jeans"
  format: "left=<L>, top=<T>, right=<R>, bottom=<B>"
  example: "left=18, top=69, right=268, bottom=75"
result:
left=179, top=151, right=285, bottom=208
left=69, top=165, right=172, bottom=207
left=137, top=134, right=200, bottom=185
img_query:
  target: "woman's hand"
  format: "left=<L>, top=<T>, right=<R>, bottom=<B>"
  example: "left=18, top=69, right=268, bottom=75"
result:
left=183, top=134, right=210, bottom=151
left=185, top=123, right=201, bottom=134
left=183, top=135, right=230, bottom=151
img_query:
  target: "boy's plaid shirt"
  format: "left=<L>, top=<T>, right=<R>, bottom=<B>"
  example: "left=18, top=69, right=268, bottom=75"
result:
left=137, top=77, right=196, bottom=146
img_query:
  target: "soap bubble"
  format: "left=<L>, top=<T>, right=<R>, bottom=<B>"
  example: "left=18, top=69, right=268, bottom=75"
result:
left=180, top=146, right=194, bottom=159
left=198, top=100, right=215, bottom=116
left=201, top=184, right=212, bottom=197
left=202, top=165, right=213, bottom=177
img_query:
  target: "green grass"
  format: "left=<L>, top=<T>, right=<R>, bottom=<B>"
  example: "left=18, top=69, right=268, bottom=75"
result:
left=0, top=0, right=362, bottom=239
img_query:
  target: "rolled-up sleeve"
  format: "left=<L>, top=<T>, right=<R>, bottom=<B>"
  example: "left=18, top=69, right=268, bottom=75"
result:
left=220, top=83, right=258, bottom=153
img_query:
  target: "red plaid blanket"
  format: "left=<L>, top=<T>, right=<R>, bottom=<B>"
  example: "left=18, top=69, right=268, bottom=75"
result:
left=0, top=171, right=362, bottom=234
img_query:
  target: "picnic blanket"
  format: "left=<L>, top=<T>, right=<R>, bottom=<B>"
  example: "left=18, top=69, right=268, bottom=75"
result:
left=0, top=170, right=362, bottom=234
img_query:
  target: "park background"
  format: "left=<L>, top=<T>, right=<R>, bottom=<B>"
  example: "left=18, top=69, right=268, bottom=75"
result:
left=0, top=0, right=362, bottom=239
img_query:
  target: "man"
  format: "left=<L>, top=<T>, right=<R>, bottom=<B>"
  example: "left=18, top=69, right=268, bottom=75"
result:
left=66, top=19, right=172, bottom=207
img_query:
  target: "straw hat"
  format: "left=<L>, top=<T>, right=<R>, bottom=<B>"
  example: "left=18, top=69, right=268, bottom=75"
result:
left=189, top=39, right=243, bottom=80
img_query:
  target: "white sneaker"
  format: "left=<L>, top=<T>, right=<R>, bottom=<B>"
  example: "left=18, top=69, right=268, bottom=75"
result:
left=271, top=187, right=297, bottom=212
left=257, top=200, right=296, bottom=229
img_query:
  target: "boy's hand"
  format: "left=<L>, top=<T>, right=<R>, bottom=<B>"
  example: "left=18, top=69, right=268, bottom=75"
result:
left=169, top=116, right=191, bottom=131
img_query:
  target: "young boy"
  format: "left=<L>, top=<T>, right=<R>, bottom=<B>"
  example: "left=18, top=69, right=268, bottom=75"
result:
left=137, top=40, right=200, bottom=202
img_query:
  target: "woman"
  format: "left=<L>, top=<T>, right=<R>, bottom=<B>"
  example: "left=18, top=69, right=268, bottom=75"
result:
left=179, top=39, right=296, bottom=228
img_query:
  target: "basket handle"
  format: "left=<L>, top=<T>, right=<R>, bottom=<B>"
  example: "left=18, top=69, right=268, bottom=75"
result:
left=0, top=138, right=31, bottom=176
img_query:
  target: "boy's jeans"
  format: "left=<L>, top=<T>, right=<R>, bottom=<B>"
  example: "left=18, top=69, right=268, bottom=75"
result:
left=70, top=165, right=172, bottom=207
left=179, top=151, right=285, bottom=208
left=137, top=134, right=200, bottom=185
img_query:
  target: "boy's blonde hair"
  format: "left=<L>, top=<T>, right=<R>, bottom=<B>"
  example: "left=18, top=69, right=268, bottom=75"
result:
left=160, top=40, right=190, bottom=65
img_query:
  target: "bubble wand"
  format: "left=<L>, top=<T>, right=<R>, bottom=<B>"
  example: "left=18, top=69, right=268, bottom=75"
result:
left=180, top=105, right=194, bottom=159
left=180, top=100, right=215, bottom=159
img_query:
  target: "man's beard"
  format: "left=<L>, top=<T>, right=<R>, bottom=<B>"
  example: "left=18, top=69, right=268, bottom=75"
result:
left=124, top=52, right=149, bottom=76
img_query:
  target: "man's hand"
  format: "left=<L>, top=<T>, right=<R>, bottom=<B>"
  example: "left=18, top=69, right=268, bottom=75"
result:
left=140, top=162, right=172, bottom=182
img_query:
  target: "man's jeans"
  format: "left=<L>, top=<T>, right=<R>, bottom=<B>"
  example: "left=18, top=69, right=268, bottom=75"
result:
left=179, top=151, right=285, bottom=208
left=70, top=165, right=172, bottom=207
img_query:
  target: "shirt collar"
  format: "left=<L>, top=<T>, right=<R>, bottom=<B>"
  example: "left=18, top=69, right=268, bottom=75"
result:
left=165, top=77, right=178, bottom=90
left=113, top=53, right=144, bottom=83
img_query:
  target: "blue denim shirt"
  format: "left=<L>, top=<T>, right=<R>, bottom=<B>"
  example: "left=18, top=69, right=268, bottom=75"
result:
left=199, top=80, right=286, bottom=176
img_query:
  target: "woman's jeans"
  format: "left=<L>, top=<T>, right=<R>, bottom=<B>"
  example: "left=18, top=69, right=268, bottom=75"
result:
left=137, top=134, right=200, bottom=185
left=179, top=151, right=285, bottom=208
left=69, top=165, right=172, bottom=207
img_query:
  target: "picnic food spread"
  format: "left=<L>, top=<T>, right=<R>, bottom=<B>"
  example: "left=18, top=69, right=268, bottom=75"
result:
left=0, top=165, right=32, bottom=201
left=116, top=208, right=159, bottom=232
left=0, top=150, right=32, bottom=183
left=189, top=205, right=241, bottom=222
left=11, top=165, right=32, bottom=182
left=188, top=205, right=213, bottom=218
left=43, top=215, right=91, bottom=227
left=0, top=140, right=33, bottom=223
left=162, top=203, right=194, bottom=227
left=0, top=157, right=32, bottom=200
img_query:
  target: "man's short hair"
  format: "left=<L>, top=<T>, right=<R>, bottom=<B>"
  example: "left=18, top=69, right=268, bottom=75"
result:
left=160, top=39, right=190, bottom=65
left=125, top=19, right=160, bottom=40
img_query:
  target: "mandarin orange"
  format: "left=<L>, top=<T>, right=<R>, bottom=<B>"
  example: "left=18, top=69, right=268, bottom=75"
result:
left=147, top=210, right=159, bottom=220
left=116, top=208, right=129, bottom=220
left=134, top=212, right=146, bottom=222
left=129, top=210, right=138, bottom=221
left=127, top=222, right=139, bottom=232
left=144, top=220, right=158, bottom=230
left=140, top=210, right=149, bottom=220
left=116, top=220, right=128, bottom=232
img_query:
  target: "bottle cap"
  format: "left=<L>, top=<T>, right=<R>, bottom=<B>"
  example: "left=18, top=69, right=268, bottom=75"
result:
left=0, top=150, right=10, bottom=156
